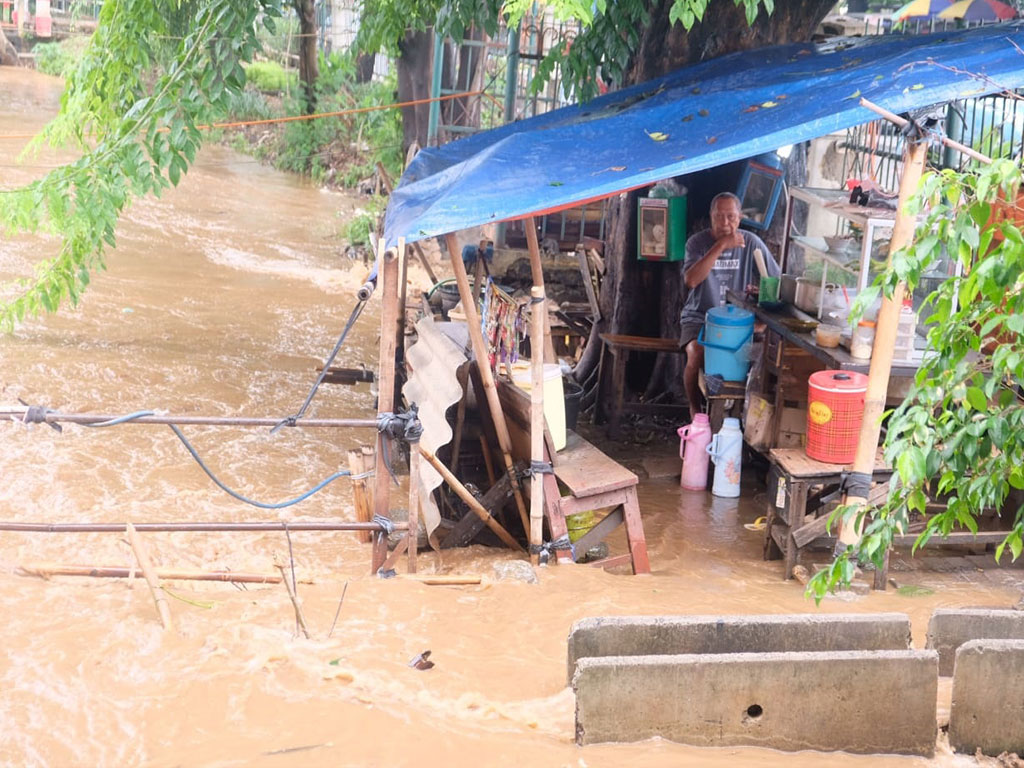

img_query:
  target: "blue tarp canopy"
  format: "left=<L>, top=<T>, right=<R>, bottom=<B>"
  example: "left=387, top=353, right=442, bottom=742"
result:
left=384, top=22, right=1024, bottom=246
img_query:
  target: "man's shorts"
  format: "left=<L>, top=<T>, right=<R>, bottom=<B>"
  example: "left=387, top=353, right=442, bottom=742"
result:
left=679, top=320, right=703, bottom=351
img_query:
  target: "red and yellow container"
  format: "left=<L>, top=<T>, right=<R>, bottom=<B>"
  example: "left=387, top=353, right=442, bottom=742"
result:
left=806, top=370, right=869, bottom=464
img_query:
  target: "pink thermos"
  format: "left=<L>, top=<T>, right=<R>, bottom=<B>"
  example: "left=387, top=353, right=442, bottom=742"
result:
left=678, top=414, right=712, bottom=491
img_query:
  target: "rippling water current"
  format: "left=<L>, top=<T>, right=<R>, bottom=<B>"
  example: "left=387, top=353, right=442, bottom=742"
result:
left=1, top=67, right=1020, bottom=768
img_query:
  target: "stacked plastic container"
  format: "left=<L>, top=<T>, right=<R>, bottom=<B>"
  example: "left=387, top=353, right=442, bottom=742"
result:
left=893, top=300, right=917, bottom=361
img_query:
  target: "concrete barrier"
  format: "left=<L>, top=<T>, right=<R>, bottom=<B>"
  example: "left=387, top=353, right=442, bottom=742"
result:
left=573, top=650, right=937, bottom=755
left=567, top=613, right=912, bottom=683
left=949, top=639, right=1024, bottom=756
left=926, top=609, right=1024, bottom=675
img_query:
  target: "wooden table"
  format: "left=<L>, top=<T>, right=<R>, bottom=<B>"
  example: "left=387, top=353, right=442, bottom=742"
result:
left=597, top=334, right=687, bottom=438
left=764, top=447, right=893, bottom=580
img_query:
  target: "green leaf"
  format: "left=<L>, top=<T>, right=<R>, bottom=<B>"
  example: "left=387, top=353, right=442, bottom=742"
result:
left=965, top=386, right=987, bottom=413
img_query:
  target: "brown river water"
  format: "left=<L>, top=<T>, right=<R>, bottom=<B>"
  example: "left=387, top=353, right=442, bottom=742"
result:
left=1, top=67, right=1021, bottom=768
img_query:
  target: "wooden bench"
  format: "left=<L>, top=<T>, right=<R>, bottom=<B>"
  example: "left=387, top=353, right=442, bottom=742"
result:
left=597, top=334, right=687, bottom=439
left=496, top=379, right=651, bottom=574
left=698, top=369, right=745, bottom=432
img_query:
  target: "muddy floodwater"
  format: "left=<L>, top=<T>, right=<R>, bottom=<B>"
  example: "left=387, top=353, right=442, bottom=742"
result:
left=1, top=67, right=1021, bottom=768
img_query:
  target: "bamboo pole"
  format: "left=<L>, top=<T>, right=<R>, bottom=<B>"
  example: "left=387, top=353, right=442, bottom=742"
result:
left=375, top=160, right=438, bottom=283
left=444, top=233, right=530, bottom=536
left=523, top=216, right=558, bottom=363
left=407, top=438, right=421, bottom=574
left=838, top=137, right=930, bottom=563
left=859, top=98, right=992, bottom=166
left=16, top=563, right=310, bottom=583
left=397, top=235, right=409, bottom=375
left=372, top=238, right=401, bottom=572
left=0, top=408, right=377, bottom=429
left=126, top=522, right=173, bottom=630
left=419, top=447, right=525, bottom=552
left=0, top=521, right=405, bottom=533
left=529, top=286, right=546, bottom=564
left=399, top=574, right=483, bottom=585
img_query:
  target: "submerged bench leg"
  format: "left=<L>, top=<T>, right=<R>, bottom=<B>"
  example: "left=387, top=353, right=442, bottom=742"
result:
left=543, top=472, right=573, bottom=564
left=622, top=486, right=650, bottom=575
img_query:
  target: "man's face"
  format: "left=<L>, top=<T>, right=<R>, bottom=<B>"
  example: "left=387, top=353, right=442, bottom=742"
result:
left=710, top=198, right=741, bottom=239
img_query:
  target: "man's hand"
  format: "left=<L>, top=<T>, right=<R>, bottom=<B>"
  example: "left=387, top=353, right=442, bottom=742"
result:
left=714, top=232, right=745, bottom=253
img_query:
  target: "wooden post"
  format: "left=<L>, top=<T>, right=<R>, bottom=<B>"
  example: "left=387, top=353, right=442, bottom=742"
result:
left=372, top=238, right=401, bottom=572
left=126, top=522, right=172, bottom=631
left=349, top=447, right=373, bottom=544
left=407, top=437, right=421, bottom=574
left=419, top=447, right=525, bottom=552
left=529, top=286, right=546, bottom=563
left=397, top=236, right=408, bottom=368
left=523, top=216, right=558, bottom=363
left=444, top=233, right=531, bottom=537
left=471, top=254, right=485, bottom=311
left=839, top=138, right=929, bottom=562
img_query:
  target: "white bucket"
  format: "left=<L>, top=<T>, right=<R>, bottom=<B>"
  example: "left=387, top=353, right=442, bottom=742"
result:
left=512, top=361, right=566, bottom=451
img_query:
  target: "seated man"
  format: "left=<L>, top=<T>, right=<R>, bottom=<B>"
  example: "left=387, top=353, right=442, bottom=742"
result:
left=679, top=192, right=780, bottom=415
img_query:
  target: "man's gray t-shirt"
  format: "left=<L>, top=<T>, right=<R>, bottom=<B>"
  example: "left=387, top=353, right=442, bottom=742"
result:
left=679, top=229, right=780, bottom=327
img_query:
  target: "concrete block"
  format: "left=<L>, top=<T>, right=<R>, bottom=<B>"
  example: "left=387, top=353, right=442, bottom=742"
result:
left=573, top=650, right=937, bottom=756
left=949, top=639, right=1024, bottom=756
left=926, top=609, right=1024, bottom=675
left=567, top=613, right=911, bottom=683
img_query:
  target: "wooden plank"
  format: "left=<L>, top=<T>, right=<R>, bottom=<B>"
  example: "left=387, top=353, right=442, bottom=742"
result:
left=587, top=553, right=633, bottom=570
left=552, top=431, right=638, bottom=497
left=792, top=509, right=834, bottom=549
left=407, top=445, right=420, bottom=574
left=377, top=535, right=410, bottom=573
left=770, top=447, right=890, bottom=479
left=558, top=489, right=628, bottom=517
left=598, top=334, right=683, bottom=354
left=577, top=246, right=601, bottom=320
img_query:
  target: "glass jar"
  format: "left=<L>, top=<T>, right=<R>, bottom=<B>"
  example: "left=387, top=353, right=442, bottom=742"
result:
left=851, top=320, right=876, bottom=360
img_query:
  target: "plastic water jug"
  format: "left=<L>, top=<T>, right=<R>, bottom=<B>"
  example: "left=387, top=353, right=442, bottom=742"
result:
left=677, top=414, right=712, bottom=491
left=699, top=305, right=754, bottom=381
left=706, top=417, right=743, bottom=498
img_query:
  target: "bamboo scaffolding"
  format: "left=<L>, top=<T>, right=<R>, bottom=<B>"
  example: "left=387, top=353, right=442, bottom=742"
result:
left=17, top=563, right=311, bottom=583
left=859, top=98, right=992, bottom=166
left=444, top=233, right=531, bottom=537
left=273, top=554, right=312, bottom=639
left=529, top=286, right=546, bottom=563
left=523, top=216, right=558, bottom=363
left=419, top=447, right=524, bottom=552
left=126, top=522, right=173, bottom=630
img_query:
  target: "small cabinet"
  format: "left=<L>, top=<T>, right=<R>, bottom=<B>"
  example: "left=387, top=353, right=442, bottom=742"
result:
left=637, top=195, right=687, bottom=262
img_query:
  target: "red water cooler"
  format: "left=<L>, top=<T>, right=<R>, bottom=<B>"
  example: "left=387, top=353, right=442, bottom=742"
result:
left=806, top=370, right=869, bottom=464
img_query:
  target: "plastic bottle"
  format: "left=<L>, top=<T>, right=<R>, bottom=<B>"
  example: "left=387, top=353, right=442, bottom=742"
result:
left=851, top=319, right=875, bottom=360
left=677, top=414, right=712, bottom=491
left=706, top=417, right=743, bottom=498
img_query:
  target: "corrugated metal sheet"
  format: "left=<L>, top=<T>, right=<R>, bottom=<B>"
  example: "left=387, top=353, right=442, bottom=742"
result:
left=402, top=317, right=468, bottom=548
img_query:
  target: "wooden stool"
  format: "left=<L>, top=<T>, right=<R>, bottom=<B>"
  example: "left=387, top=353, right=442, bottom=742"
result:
left=698, top=369, right=745, bottom=432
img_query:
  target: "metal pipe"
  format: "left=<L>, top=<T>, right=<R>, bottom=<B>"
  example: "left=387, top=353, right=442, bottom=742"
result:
left=1, top=411, right=378, bottom=428
left=0, top=521, right=407, bottom=533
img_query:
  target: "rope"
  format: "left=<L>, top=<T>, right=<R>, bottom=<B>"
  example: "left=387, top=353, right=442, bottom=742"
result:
left=372, top=514, right=396, bottom=535
left=272, top=297, right=368, bottom=434
left=530, top=533, right=574, bottom=564
left=20, top=403, right=62, bottom=432
left=375, top=407, right=423, bottom=485
left=0, top=89, right=487, bottom=141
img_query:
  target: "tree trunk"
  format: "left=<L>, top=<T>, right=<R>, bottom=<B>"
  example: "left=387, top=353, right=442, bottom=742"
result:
left=397, top=29, right=434, bottom=153
left=294, top=0, right=319, bottom=114
left=579, top=0, right=834, bottom=411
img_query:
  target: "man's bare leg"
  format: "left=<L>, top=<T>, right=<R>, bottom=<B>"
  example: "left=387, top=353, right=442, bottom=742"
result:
left=684, top=339, right=704, bottom=419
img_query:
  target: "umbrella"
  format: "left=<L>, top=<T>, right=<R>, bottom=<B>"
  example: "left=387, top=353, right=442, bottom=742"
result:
left=891, top=0, right=955, bottom=20
left=938, top=0, right=1018, bottom=19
